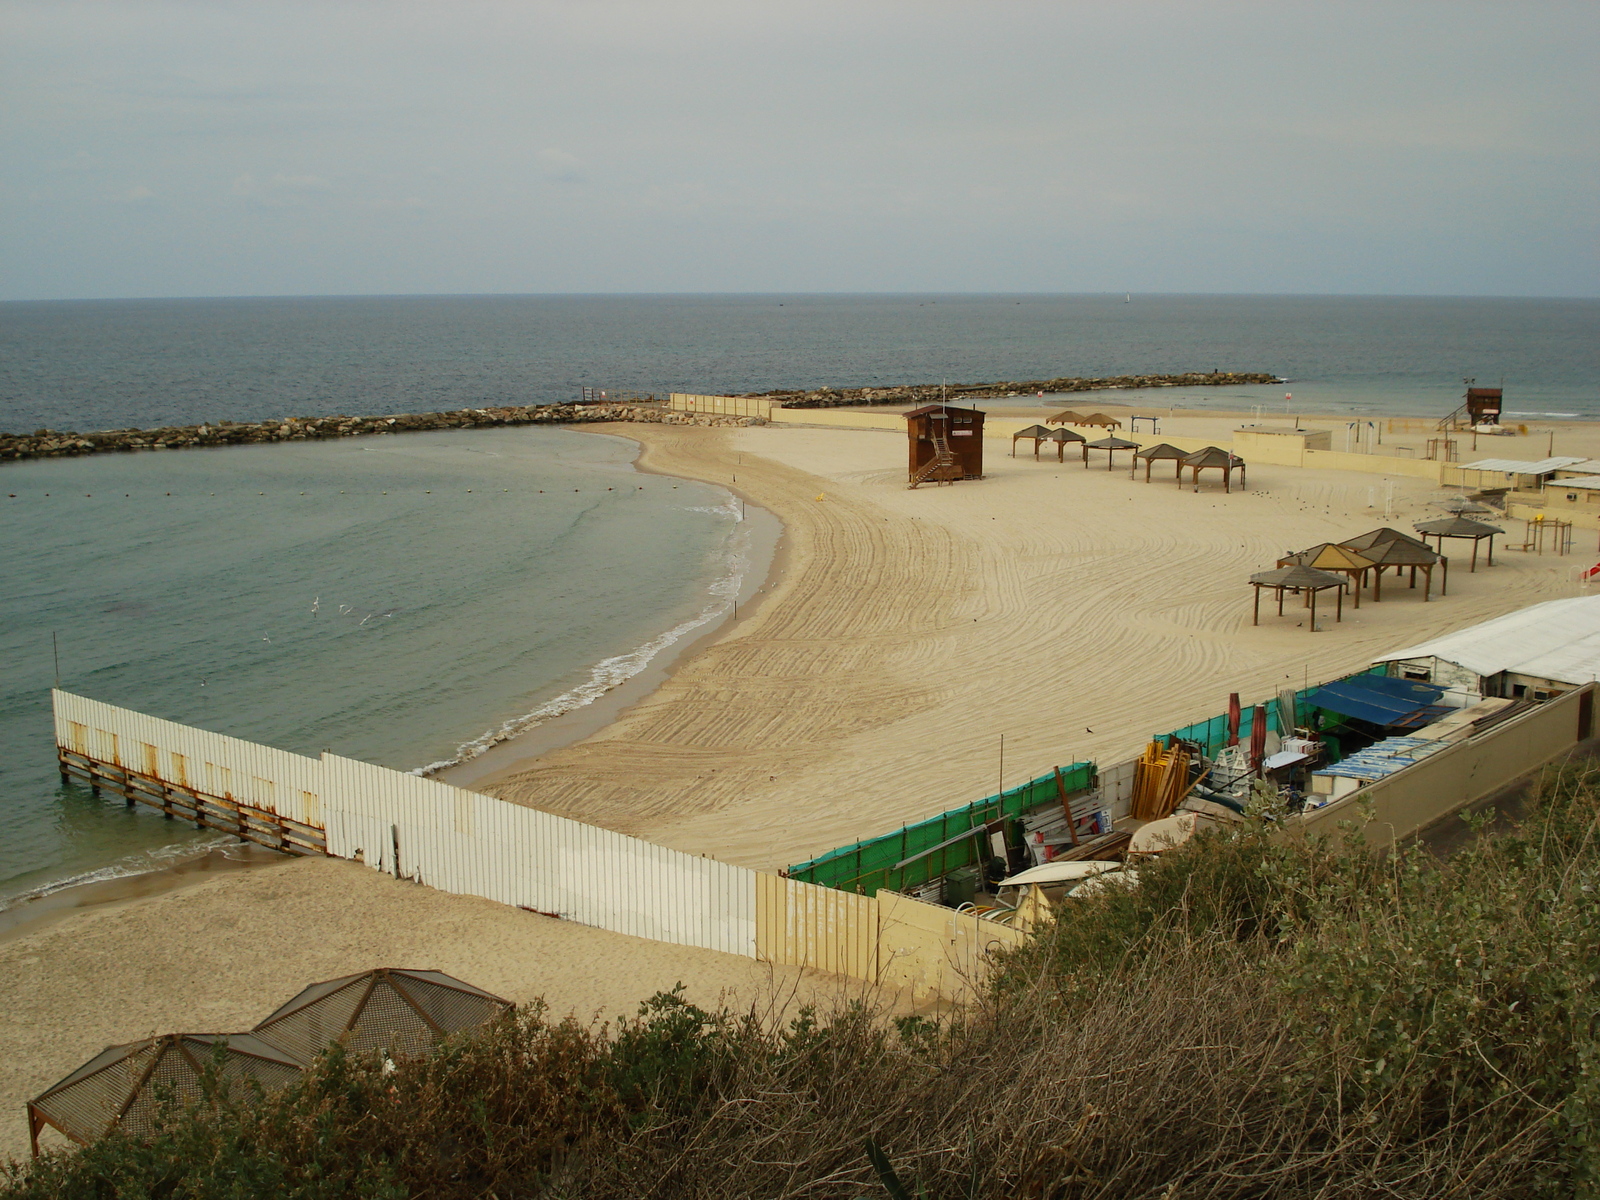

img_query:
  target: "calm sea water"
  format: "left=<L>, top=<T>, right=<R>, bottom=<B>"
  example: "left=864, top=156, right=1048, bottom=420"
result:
left=1, top=293, right=1596, bottom=904
left=0, top=428, right=746, bottom=904
left=2, top=294, right=1597, bottom=433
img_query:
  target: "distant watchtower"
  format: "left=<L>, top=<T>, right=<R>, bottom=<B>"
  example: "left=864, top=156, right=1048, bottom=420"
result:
left=904, top=404, right=985, bottom=488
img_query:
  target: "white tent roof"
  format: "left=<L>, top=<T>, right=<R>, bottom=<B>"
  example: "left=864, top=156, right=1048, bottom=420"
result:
left=1458, top=456, right=1590, bottom=475
left=1375, top=595, right=1600, bottom=685
left=1553, top=476, right=1600, bottom=491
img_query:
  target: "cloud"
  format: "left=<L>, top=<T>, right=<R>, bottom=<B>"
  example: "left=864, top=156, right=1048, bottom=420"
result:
left=124, top=184, right=156, bottom=202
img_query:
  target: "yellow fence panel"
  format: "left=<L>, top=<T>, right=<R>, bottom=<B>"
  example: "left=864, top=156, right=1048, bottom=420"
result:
left=755, top=874, right=878, bottom=981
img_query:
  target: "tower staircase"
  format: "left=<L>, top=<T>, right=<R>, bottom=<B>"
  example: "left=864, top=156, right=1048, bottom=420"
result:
left=908, top=433, right=960, bottom=489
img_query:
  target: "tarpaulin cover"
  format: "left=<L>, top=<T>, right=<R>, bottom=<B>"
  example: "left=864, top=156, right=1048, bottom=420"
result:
left=787, top=762, right=1094, bottom=896
left=1302, top=674, right=1445, bottom=727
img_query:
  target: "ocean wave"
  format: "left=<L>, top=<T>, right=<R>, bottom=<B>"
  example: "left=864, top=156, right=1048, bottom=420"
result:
left=1504, top=410, right=1587, bottom=419
left=413, top=496, right=753, bottom=775
left=0, top=834, right=236, bottom=912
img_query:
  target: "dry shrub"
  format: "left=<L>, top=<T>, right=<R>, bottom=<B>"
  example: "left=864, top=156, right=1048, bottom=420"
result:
left=9, top=765, right=1600, bottom=1199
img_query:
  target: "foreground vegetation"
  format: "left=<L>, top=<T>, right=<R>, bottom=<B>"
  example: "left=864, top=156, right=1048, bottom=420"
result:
left=9, top=763, right=1600, bottom=1198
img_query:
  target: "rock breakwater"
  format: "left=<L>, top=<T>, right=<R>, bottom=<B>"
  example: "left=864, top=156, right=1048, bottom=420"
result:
left=1, top=404, right=764, bottom=464
left=755, top=371, right=1280, bottom=409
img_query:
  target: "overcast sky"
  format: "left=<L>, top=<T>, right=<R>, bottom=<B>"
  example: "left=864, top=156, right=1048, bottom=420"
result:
left=2, top=1, right=1596, bottom=301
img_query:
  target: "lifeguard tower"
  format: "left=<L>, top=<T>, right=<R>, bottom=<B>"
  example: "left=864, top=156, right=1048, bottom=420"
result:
left=905, top=404, right=985, bottom=488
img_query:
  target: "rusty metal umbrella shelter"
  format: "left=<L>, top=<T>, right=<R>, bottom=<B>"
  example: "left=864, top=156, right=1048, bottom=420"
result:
left=1084, top=435, right=1140, bottom=471
left=1010, top=424, right=1054, bottom=458
left=1413, top=515, right=1503, bottom=572
left=1046, top=426, right=1087, bottom=463
left=251, top=968, right=514, bottom=1067
left=1131, top=442, right=1189, bottom=482
left=1249, top=564, right=1348, bottom=632
left=1278, top=543, right=1376, bottom=607
left=28, top=1033, right=303, bottom=1156
left=1182, top=446, right=1247, bottom=493
left=1342, top=531, right=1446, bottom=599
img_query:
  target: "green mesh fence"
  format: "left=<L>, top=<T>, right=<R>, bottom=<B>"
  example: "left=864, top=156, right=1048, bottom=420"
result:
left=786, top=762, right=1095, bottom=896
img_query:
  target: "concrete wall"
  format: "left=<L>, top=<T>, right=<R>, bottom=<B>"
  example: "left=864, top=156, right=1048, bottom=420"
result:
left=1300, top=684, right=1593, bottom=847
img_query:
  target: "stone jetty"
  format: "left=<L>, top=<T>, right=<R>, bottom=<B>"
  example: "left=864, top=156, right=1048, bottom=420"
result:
left=0, top=404, right=763, bottom=464
left=757, top=371, right=1279, bottom=409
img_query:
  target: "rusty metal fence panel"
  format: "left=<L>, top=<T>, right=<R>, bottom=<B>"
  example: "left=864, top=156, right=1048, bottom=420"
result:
left=53, top=690, right=324, bottom=828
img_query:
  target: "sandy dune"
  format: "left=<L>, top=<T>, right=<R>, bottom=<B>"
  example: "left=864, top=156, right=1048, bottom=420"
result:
left=479, top=420, right=1585, bottom=868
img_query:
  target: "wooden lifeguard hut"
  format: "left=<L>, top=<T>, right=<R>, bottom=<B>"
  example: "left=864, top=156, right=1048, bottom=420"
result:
left=905, top=404, right=985, bottom=488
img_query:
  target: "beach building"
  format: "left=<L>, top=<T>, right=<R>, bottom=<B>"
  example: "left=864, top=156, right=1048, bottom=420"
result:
left=1374, top=594, right=1600, bottom=702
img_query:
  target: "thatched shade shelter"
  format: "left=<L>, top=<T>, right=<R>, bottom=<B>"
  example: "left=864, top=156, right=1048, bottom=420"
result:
left=1046, top=409, right=1086, bottom=426
left=1341, top=526, right=1432, bottom=554
left=1046, top=426, right=1087, bottom=463
left=252, top=968, right=514, bottom=1067
left=1249, top=564, right=1348, bottom=631
left=28, top=1033, right=303, bottom=1155
left=1278, top=543, right=1376, bottom=607
left=1182, top=446, right=1246, bottom=493
left=1131, top=443, right=1189, bottom=482
left=1010, top=424, right=1054, bottom=458
left=1084, top=435, right=1140, bottom=471
left=1079, top=412, right=1123, bottom=430
left=1413, top=515, right=1503, bottom=572
left=1359, top=536, right=1446, bottom=600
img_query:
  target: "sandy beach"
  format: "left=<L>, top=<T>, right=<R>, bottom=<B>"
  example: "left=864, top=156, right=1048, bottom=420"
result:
left=474, top=414, right=1592, bottom=867
left=6, top=409, right=1593, bottom=1165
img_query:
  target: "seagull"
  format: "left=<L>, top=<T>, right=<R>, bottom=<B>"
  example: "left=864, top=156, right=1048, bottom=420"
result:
left=311, top=596, right=320, bottom=616
left=338, top=604, right=353, bottom=615
left=262, top=635, right=272, bottom=644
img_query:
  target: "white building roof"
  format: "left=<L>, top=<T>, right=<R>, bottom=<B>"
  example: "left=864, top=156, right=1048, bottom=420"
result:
left=1458, top=456, right=1590, bottom=475
left=1553, top=476, right=1600, bottom=491
left=1375, top=595, right=1600, bottom=685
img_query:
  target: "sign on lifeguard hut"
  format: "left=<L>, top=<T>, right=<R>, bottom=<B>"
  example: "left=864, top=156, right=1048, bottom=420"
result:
left=904, top=404, right=985, bottom=487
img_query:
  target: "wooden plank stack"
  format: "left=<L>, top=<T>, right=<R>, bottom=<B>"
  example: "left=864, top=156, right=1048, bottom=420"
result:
left=1131, top=741, right=1192, bottom=821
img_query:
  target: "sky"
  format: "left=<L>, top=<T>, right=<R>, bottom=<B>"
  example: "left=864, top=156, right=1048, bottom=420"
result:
left=1, top=1, right=1596, bottom=301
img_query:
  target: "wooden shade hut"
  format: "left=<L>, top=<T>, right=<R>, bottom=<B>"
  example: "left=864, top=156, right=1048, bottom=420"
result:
left=1010, top=424, right=1054, bottom=458
left=1413, top=515, right=1502, bottom=572
left=1249, top=564, right=1348, bottom=631
left=1357, top=536, right=1445, bottom=600
left=1046, top=426, right=1087, bottom=463
left=1046, top=409, right=1086, bottom=426
left=1084, top=435, right=1140, bottom=471
left=905, top=404, right=985, bottom=487
left=1131, top=443, right=1188, bottom=482
left=1079, top=412, right=1123, bottom=430
left=1182, top=446, right=1246, bottom=493
left=1278, top=543, right=1376, bottom=607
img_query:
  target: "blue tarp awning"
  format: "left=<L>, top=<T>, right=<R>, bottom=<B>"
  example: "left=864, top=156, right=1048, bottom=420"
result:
left=1303, top=674, right=1446, bottom=728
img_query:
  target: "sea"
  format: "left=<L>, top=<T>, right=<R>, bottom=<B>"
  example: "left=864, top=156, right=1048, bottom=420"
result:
left=2, top=293, right=1597, bottom=906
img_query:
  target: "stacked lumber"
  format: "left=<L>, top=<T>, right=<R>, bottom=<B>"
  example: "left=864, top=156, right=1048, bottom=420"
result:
left=1131, top=741, right=1192, bottom=821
